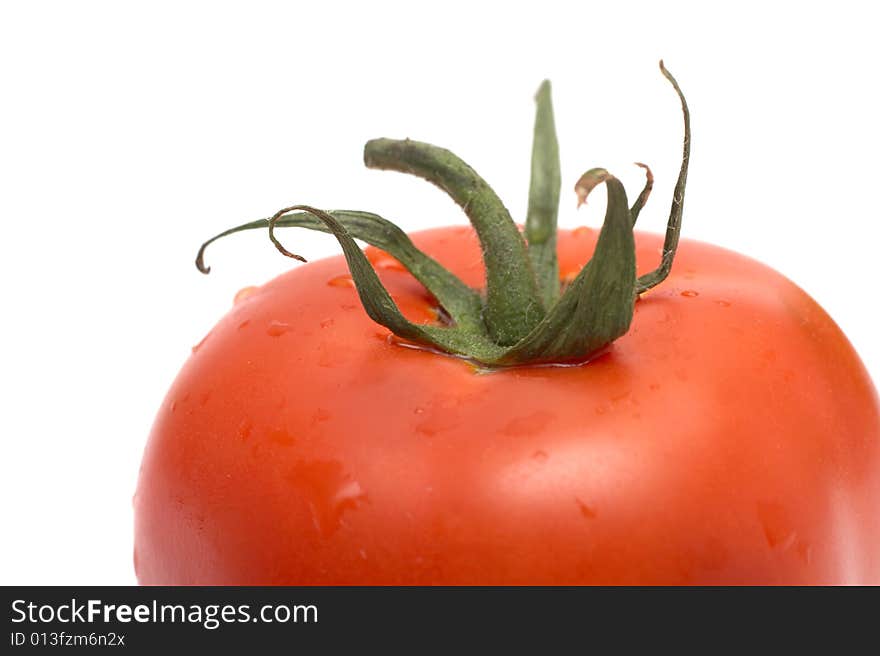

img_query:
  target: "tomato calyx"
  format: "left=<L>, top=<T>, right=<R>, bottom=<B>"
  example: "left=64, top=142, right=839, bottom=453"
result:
left=195, top=61, right=691, bottom=367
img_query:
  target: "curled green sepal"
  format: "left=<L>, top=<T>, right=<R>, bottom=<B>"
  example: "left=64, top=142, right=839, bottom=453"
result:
left=635, top=60, right=690, bottom=293
left=266, top=205, right=508, bottom=361
left=500, top=170, right=635, bottom=365
left=195, top=210, right=483, bottom=331
left=260, top=171, right=633, bottom=367
left=363, top=138, right=544, bottom=346
left=629, top=162, right=654, bottom=225
left=196, top=62, right=687, bottom=368
left=576, top=161, right=653, bottom=224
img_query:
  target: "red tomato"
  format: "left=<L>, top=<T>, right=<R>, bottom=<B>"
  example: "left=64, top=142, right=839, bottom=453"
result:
left=134, top=226, right=880, bottom=584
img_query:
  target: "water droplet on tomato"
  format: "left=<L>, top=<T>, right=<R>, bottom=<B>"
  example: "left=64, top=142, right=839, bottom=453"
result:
left=268, top=427, right=295, bottom=446
left=715, top=299, right=731, bottom=307
left=797, top=541, right=812, bottom=564
left=575, top=498, right=597, bottom=519
left=415, top=414, right=460, bottom=437
left=610, top=389, right=631, bottom=403
left=287, top=460, right=367, bottom=538
left=502, top=411, right=554, bottom=437
left=415, top=422, right=439, bottom=437
left=170, top=400, right=177, bottom=413
left=237, top=319, right=251, bottom=330
left=374, top=256, right=406, bottom=271
left=327, top=274, right=355, bottom=288
left=359, top=549, right=368, bottom=561
left=532, top=450, right=549, bottom=463
left=267, top=320, right=293, bottom=337
left=191, top=331, right=211, bottom=353
left=320, top=318, right=334, bottom=328
left=233, top=286, right=259, bottom=305
left=238, top=419, right=253, bottom=440
left=681, top=289, right=699, bottom=298
left=757, top=501, right=794, bottom=549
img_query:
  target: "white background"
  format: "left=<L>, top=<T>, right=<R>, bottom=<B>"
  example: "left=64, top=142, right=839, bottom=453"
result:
left=1, top=1, right=877, bottom=584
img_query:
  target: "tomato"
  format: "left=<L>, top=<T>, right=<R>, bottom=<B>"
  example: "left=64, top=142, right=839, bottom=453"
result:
left=134, top=226, right=880, bottom=584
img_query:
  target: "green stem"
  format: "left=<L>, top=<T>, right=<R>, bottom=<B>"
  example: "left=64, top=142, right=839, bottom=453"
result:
left=196, top=62, right=691, bottom=368
left=363, top=138, right=544, bottom=346
left=525, top=80, right=562, bottom=308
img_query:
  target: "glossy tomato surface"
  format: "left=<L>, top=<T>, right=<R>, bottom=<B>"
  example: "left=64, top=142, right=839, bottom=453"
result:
left=135, top=227, right=880, bottom=584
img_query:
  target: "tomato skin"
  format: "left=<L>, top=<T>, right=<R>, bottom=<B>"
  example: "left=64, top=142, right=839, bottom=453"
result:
left=134, top=227, right=880, bottom=584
